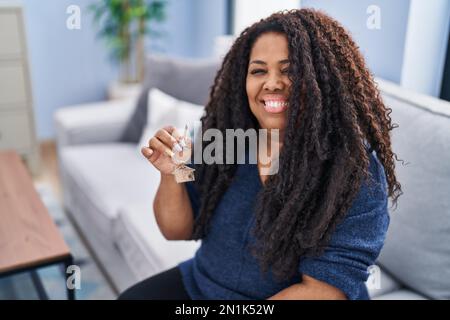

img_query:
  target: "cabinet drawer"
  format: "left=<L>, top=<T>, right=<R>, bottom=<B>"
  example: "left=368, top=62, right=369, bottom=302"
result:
left=0, top=61, right=28, bottom=109
left=0, top=112, right=32, bottom=151
left=0, top=11, right=22, bottom=56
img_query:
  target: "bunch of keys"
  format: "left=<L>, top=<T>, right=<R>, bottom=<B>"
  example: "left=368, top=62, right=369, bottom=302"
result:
left=170, top=124, right=195, bottom=183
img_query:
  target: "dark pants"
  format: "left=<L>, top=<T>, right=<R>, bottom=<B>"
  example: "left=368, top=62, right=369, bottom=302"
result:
left=118, top=267, right=191, bottom=300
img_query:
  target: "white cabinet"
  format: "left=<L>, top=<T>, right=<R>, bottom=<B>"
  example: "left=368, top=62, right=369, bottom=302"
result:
left=0, top=4, right=39, bottom=174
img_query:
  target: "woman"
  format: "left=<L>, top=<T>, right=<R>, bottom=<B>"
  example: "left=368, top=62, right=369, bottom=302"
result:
left=119, top=8, right=402, bottom=300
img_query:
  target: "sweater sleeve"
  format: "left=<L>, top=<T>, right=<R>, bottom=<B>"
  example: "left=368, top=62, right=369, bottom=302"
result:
left=298, top=151, right=390, bottom=300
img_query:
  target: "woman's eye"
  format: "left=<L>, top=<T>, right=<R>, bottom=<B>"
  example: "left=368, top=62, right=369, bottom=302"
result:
left=250, top=69, right=266, bottom=75
left=249, top=68, right=289, bottom=75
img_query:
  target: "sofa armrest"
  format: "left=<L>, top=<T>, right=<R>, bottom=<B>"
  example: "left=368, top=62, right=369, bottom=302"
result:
left=54, top=99, right=136, bottom=148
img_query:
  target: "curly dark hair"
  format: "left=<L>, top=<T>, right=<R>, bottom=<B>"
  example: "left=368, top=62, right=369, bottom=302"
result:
left=189, top=8, right=403, bottom=281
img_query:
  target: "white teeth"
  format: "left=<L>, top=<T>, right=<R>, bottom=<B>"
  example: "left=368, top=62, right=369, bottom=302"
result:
left=264, top=101, right=287, bottom=109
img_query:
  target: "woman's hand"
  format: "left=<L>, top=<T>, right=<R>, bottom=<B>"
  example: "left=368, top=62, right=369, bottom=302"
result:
left=141, top=125, right=185, bottom=175
left=143, top=125, right=196, bottom=240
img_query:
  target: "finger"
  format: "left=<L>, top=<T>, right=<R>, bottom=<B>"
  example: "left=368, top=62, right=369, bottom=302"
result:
left=161, top=125, right=177, bottom=137
left=141, top=147, right=160, bottom=163
left=163, top=125, right=182, bottom=141
left=141, top=147, right=153, bottom=158
left=154, top=128, right=182, bottom=152
left=149, top=136, right=174, bottom=158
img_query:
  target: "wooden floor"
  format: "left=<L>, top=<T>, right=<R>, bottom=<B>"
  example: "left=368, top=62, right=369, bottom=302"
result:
left=33, top=140, right=62, bottom=201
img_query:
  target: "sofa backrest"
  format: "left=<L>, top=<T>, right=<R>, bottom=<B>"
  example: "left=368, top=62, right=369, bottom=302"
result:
left=376, top=78, right=450, bottom=299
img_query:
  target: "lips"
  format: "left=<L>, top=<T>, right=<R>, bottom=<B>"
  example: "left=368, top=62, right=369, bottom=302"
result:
left=261, top=96, right=288, bottom=114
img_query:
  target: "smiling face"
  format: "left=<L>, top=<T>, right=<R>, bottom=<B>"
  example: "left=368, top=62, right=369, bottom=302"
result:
left=246, top=32, right=291, bottom=137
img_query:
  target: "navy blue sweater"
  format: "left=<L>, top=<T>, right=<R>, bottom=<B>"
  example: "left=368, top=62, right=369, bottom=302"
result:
left=178, top=150, right=390, bottom=300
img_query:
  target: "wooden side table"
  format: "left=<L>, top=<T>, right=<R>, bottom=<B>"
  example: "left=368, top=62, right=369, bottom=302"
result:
left=0, top=151, right=74, bottom=300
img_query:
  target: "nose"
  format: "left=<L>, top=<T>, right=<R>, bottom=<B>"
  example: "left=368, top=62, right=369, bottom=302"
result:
left=263, top=72, right=285, bottom=92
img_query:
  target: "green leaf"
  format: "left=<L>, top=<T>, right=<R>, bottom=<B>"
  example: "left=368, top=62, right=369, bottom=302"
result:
left=88, top=0, right=167, bottom=65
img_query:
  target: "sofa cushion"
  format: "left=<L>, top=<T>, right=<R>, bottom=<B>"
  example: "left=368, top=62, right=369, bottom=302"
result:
left=113, top=204, right=200, bottom=281
left=121, top=54, right=220, bottom=143
left=376, top=91, right=450, bottom=299
left=60, top=143, right=156, bottom=238
left=373, top=289, right=428, bottom=300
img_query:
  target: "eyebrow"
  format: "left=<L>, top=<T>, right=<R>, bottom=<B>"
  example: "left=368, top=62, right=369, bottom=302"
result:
left=249, top=59, right=290, bottom=65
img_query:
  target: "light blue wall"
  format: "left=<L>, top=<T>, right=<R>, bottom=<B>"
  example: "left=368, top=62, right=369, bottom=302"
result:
left=149, top=0, right=195, bottom=57
left=22, top=0, right=118, bottom=140
left=301, top=0, right=411, bottom=83
left=150, top=0, right=227, bottom=58
left=192, top=0, right=227, bottom=58
left=22, top=0, right=226, bottom=140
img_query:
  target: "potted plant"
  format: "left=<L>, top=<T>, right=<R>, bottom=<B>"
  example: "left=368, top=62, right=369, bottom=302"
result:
left=90, top=0, right=167, bottom=84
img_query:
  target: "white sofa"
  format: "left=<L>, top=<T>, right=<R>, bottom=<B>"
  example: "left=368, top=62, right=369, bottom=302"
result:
left=54, top=56, right=450, bottom=299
